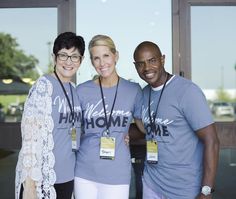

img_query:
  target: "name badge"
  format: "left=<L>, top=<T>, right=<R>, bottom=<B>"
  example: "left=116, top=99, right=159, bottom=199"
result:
left=71, top=127, right=77, bottom=151
left=146, top=140, right=158, bottom=164
left=100, top=136, right=116, bottom=160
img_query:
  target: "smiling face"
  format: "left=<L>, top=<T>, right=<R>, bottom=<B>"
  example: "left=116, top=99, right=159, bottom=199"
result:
left=134, top=42, right=166, bottom=87
left=53, top=47, right=83, bottom=82
left=90, top=45, right=118, bottom=79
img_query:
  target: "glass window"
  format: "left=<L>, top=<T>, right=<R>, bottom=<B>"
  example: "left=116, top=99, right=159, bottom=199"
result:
left=191, top=6, right=236, bottom=122
left=76, top=0, right=172, bottom=87
left=0, top=8, right=57, bottom=122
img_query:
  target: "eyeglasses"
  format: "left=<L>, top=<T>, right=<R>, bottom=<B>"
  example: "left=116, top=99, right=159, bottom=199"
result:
left=57, top=53, right=82, bottom=63
left=134, top=56, right=162, bottom=68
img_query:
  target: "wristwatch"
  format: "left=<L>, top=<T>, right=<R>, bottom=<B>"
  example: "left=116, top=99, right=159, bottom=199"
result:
left=201, top=185, right=214, bottom=196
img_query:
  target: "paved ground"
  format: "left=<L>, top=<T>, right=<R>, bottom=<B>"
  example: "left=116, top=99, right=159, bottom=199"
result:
left=0, top=148, right=236, bottom=199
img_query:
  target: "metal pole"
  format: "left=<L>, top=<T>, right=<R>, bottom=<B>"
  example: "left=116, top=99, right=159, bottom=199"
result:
left=235, top=63, right=236, bottom=100
left=47, top=41, right=52, bottom=70
left=221, top=66, right=224, bottom=89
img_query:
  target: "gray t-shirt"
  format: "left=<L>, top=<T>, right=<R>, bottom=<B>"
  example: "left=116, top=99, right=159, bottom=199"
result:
left=46, top=74, right=81, bottom=183
left=75, top=78, right=142, bottom=184
left=142, top=75, right=214, bottom=199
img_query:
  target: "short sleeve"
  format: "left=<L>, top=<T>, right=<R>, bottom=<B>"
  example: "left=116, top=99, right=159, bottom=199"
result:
left=133, top=84, right=143, bottom=119
left=180, top=84, right=214, bottom=131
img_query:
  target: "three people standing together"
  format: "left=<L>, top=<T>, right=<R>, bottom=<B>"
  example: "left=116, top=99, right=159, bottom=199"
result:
left=16, top=32, right=219, bottom=199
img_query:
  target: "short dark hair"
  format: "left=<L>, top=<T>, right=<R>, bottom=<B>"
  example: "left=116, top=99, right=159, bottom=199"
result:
left=133, top=41, right=162, bottom=61
left=53, top=32, right=85, bottom=56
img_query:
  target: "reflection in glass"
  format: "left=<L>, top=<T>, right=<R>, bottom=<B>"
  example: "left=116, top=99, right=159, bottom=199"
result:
left=76, top=0, right=172, bottom=87
left=0, top=8, right=57, bottom=123
left=191, top=6, right=236, bottom=122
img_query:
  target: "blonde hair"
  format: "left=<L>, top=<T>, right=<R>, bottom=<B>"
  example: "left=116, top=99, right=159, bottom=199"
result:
left=88, top=35, right=117, bottom=58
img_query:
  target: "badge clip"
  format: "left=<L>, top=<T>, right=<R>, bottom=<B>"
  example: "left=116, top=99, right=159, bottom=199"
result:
left=71, top=127, right=77, bottom=151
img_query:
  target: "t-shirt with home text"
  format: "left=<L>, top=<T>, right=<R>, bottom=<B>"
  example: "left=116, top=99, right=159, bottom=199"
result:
left=142, top=75, right=214, bottom=199
left=45, top=74, right=81, bottom=183
left=75, top=78, right=142, bottom=184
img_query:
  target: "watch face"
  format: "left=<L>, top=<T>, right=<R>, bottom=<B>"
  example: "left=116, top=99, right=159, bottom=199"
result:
left=202, top=186, right=211, bottom=196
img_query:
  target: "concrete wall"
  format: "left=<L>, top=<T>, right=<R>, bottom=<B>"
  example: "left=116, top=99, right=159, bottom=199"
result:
left=215, top=121, right=236, bottom=148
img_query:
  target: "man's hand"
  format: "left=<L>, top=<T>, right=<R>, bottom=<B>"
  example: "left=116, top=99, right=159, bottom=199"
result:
left=196, top=193, right=212, bottom=199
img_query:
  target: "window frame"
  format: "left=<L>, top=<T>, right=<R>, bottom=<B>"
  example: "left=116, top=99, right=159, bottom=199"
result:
left=172, top=0, right=236, bottom=79
left=0, top=0, right=76, bottom=34
left=0, top=0, right=76, bottom=148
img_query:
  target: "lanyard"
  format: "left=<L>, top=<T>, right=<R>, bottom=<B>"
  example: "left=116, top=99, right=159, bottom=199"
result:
left=148, top=73, right=169, bottom=138
left=99, top=76, right=120, bottom=135
left=54, top=71, right=75, bottom=126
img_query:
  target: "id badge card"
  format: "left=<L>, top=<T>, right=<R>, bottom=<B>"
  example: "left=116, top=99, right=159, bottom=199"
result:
left=146, top=140, right=158, bottom=164
left=70, top=127, right=77, bottom=151
left=100, top=136, right=116, bottom=160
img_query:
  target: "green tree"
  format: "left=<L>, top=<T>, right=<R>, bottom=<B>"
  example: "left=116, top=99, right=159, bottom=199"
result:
left=215, top=87, right=232, bottom=102
left=0, top=32, right=39, bottom=80
left=46, top=61, right=54, bottom=74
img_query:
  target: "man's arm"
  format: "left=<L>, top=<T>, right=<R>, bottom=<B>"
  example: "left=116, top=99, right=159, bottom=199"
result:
left=129, top=119, right=145, bottom=142
left=196, top=123, right=220, bottom=199
left=134, top=119, right=145, bottom=134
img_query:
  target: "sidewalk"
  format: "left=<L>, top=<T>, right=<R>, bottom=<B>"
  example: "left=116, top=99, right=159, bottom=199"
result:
left=0, top=149, right=236, bottom=199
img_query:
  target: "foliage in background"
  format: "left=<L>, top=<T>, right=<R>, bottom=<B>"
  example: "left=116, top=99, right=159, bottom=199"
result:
left=0, top=95, right=27, bottom=113
left=0, top=32, right=39, bottom=80
left=46, top=62, right=54, bottom=74
left=215, top=87, right=235, bottom=102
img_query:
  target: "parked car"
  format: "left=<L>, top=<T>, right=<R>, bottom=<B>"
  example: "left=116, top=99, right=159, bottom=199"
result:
left=7, top=102, right=24, bottom=116
left=212, top=102, right=234, bottom=117
left=231, top=102, right=236, bottom=114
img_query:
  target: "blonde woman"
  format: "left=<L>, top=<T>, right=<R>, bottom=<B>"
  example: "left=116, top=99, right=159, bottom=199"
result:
left=74, top=35, right=144, bottom=199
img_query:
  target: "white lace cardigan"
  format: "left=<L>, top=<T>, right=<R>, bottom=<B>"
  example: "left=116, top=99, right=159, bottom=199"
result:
left=15, top=76, right=57, bottom=199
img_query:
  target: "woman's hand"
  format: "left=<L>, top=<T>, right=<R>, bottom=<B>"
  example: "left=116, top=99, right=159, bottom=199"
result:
left=124, top=134, right=130, bottom=146
left=23, top=178, right=37, bottom=199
